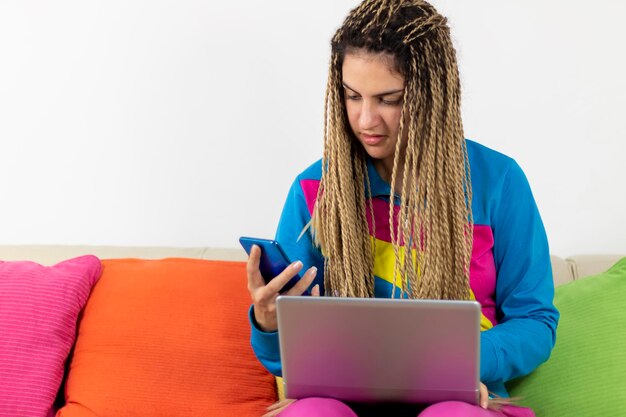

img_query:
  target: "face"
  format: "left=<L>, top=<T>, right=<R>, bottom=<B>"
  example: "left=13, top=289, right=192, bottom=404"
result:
left=342, top=50, right=405, bottom=177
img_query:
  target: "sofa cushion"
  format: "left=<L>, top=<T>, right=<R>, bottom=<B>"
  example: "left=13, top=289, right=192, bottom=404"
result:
left=0, top=256, right=102, bottom=417
left=57, top=258, right=276, bottom=417
left=566, top=254, right=624, bottom=280
left=507, top=257, right=626, bottom=416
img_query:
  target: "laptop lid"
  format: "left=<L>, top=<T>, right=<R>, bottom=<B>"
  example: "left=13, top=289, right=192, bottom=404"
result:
left=276, top=296, right=481, bottom=405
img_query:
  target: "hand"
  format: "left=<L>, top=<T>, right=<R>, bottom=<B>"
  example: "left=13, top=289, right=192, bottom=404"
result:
left=262, top=399, right=296, bottom=417
left=247, top=244, right=320, bottom=332
left=479, top=382, right=488, bottom=409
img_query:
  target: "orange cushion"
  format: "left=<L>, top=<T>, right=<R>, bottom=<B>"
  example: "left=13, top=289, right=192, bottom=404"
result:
left=58, top=258, right=276, bottom=417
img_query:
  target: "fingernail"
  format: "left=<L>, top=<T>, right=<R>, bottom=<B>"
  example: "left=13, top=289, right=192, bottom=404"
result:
left=309, top=266, right=317, bottom=277
left=292, top=260, right=303, bottom=269
left=481, top=401, right=487, bottom=409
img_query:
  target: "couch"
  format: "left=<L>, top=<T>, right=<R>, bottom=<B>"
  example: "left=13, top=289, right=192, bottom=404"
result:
left=0, top=245, right=624, bottom=417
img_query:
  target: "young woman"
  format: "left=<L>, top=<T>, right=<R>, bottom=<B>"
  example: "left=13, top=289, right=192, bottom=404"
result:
left=246, top=1, right=559, bottom=416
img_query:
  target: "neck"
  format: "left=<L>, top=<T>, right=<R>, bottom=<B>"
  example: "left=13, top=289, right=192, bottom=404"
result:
left=374, top=157, right=406, bottom=194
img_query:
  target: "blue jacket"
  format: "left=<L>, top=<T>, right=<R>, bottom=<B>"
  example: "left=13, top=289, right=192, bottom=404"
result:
left=250, top=139, right=559, bottom=398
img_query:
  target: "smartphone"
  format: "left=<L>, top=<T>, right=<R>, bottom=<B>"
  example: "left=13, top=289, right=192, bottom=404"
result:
left=239, top=236, right=301, bottom=293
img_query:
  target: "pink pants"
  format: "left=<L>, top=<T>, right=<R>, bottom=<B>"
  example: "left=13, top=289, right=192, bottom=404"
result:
left=278, top=398, right=535, bottom=417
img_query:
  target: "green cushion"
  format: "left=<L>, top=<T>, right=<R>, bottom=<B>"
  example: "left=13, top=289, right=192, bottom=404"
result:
left=506, top=258, right=626, bottom=416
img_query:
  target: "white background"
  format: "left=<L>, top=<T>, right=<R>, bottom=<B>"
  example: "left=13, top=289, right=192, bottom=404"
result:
left=0, top=0, right=624, bottom=256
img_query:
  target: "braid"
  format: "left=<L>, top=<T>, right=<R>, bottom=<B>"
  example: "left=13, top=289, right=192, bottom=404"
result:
left=312, top=53, right=374, bottom=297
left=312, top=0, right=472, bottom=300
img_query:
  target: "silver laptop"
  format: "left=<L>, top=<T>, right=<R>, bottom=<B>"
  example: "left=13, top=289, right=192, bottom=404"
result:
left=276, top=296, right=480, bottom=405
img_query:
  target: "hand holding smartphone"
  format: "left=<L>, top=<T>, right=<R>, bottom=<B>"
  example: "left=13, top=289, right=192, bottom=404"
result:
left=239, top=236, right=301, bottom=293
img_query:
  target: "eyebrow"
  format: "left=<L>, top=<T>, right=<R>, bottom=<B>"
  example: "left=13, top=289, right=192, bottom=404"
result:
left=342, top=82, right=404, bottom=97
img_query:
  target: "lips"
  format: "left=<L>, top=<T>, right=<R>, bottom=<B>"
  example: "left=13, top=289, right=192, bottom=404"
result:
left=361, top=133, right=386, bottom=146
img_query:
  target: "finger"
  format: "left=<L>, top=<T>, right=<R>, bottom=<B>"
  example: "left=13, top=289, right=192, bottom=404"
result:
left=479, top=382, right=488, bottom=409
left=284, top=266, right=317, bottom=296
left=262, top=408, right=280, bottom=417
left=311, top=284, right=320, bottom=296
left=246, top=245, right=266, bottom=290
left=262, top=409, right=282, bottom=417
left=266, top=399, right=295, bottom=412
left=264, top=260, right=304, bottom=294
left=263, top=399, right=295, bottom=417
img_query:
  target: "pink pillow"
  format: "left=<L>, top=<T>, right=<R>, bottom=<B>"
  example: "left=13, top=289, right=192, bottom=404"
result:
left=0, top=255, right=102, bottom=417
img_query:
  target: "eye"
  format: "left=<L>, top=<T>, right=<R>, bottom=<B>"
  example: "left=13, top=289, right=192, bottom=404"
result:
left=346, top=94, right=361, bottom=101
left=381, top=97, right=402, bottom=105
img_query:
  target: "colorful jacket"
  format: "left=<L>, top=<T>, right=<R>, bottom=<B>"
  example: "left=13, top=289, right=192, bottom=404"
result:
left=249, top=139, right=559, bottom=398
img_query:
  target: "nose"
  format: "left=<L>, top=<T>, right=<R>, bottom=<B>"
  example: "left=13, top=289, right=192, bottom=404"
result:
left=358, top=100, right=380, bottom=131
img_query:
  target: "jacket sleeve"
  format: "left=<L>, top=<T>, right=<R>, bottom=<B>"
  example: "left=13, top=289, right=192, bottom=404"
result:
left=480, top=160, right=560, bottom=386
left=249, top=175, right=325, bottom=376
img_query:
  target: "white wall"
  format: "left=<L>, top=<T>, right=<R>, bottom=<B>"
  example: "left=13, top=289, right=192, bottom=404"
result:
left=0, top=0, right=624, bottom=256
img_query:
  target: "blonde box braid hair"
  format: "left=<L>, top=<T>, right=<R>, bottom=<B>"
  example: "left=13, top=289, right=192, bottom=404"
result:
left=310, top=0, right=473, bottom=300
